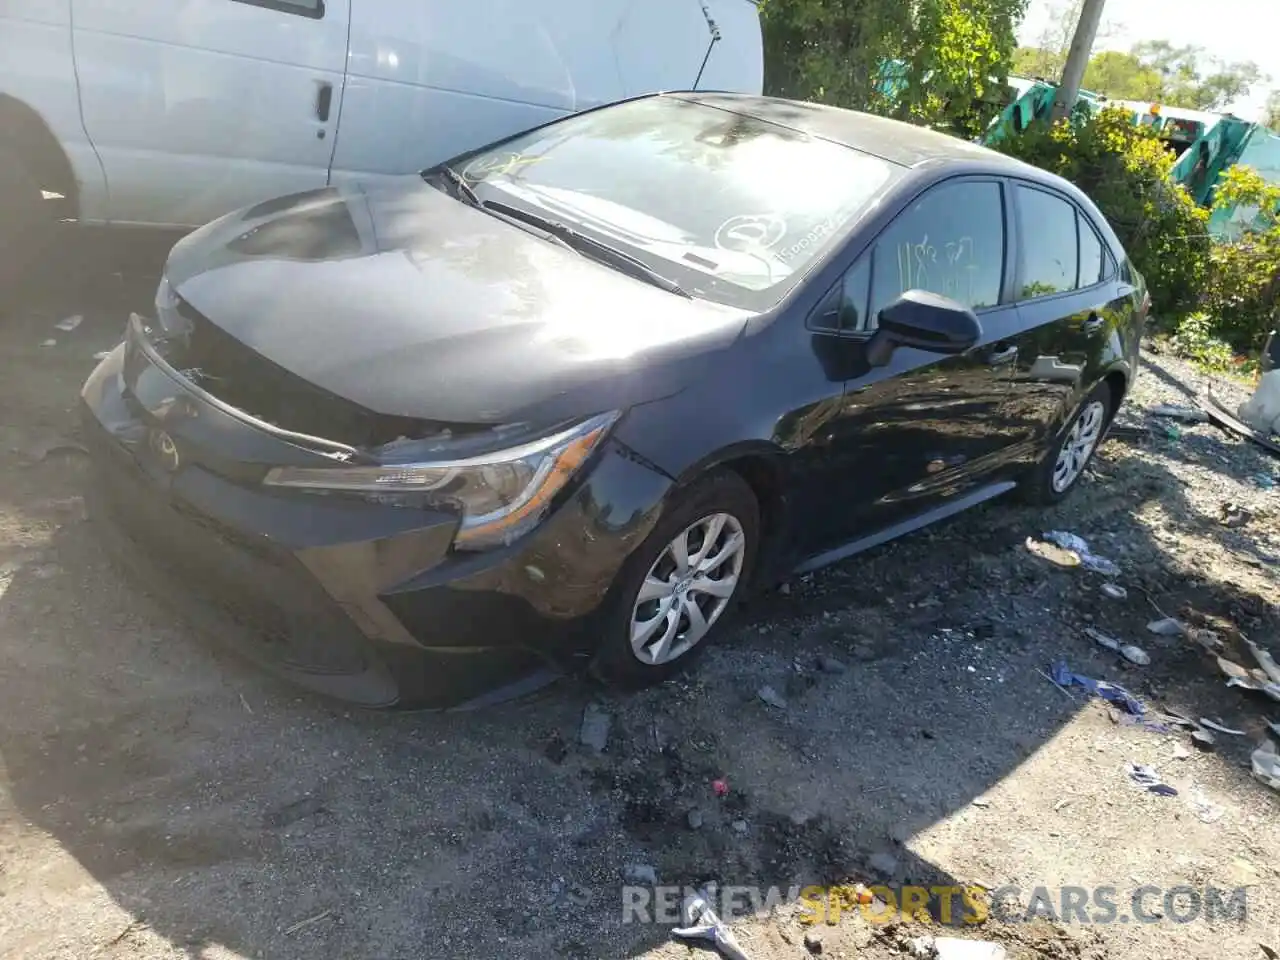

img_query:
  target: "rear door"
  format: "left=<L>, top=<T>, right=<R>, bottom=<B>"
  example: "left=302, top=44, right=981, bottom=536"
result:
left=72, top=0, right=349, bottom=227
left=1003, top=183, right=1136, bottom=445
left=813, top=177, right=1027, bottom=544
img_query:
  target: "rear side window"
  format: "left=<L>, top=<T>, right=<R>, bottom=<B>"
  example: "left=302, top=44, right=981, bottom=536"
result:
left=867, top=180, right=1005, bottom=326
left=1078, top=214, right=1104, bottom=287
left=1015, top=186, right=1078, bottom=299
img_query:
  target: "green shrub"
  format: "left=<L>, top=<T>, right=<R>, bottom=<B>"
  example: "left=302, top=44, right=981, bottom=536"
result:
left=991, top=106, right=1210, bottom=317
left=1202, top=167, right=1280, bottom=353
left=1169, top=311, right=1243, bottom=373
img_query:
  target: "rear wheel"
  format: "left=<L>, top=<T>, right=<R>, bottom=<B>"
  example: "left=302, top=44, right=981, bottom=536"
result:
left=1020, top=381, right=1114, bottom=505
left=592, top=470, right=758, bottom=688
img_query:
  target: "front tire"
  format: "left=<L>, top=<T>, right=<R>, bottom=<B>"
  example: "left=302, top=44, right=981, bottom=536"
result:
left=1021, top=381, right=1113, bottom=505
left=592, top=470, right=758, bottom=688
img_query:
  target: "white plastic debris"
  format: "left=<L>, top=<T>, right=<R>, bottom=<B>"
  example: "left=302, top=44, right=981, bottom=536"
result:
left=756, top=685, right=787, bottom=709
left=55, top=314, right=83, bottom=332
left=1198, top=718, right=1245, bottom=736
left=1246, top=639, right=1280, bottom=686
left=1085, top=628, right=1150, bottom=665
left=1252, top=740, right=1280, bottom=790
left=1237, top=369, right=1280, bottom=437
left=1151, top=403, right=1209, bottom=423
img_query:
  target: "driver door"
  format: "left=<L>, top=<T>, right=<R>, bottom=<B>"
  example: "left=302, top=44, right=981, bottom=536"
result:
left=814, top=178, right=1026, bottom=547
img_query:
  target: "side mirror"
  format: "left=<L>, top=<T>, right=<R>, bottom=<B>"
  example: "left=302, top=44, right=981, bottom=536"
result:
left=866, top=290, right=982, bottom=367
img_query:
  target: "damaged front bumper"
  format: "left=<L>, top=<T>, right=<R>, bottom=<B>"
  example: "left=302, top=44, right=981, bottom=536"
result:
left=79, top=324, right=670, bottom=709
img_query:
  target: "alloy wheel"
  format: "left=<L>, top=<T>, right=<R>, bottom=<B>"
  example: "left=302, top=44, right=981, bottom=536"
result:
left=630, top=512, right=746, bottom=665
left=1051, top=400, right=1106, bottom=493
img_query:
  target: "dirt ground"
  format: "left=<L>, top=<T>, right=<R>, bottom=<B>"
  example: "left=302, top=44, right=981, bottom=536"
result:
left=1, top=243, right=1278, bottom=960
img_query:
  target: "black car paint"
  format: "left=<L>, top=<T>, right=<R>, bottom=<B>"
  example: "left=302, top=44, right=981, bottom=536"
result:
left=81, top=94, right=1143, bottom=708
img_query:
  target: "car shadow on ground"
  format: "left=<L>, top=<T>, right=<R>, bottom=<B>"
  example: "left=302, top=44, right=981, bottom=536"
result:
left=1, top=237, right=1277, bottom=959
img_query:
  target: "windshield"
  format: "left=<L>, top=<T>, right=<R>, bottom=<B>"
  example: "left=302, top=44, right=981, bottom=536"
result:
left=441, top=96, right=899, bottom=310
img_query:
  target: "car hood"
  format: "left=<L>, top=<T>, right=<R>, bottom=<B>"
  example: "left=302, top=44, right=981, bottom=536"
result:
left=163, top=180, right=749, bottom=430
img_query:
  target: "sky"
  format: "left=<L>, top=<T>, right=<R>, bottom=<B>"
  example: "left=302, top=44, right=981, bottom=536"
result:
left=1017, top=0, right=1279, bottom=121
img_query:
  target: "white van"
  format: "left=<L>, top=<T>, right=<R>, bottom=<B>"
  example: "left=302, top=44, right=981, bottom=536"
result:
left=0, top=0, right=762, bottom=282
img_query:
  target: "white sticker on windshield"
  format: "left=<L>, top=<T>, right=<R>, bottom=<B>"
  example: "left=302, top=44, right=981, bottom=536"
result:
left=714, top=214, right=787, bottom=254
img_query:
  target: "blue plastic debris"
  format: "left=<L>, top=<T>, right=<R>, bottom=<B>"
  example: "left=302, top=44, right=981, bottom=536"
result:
left=1049, top=661, right=1169, bottom=731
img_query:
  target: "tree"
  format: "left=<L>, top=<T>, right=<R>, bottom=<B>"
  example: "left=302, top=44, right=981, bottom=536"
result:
left=759, top=0, right=1028, bottom=136
left=1130, top=40, right=1265, bottom=111
left=1266, top=90, right=1280, bottom=129
left=1082, top=50, right=1163, bottom=100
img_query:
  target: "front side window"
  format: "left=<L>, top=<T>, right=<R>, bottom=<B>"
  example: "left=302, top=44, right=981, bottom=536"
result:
left=1016, top=186, right=1079, bottom=299
left=867, top=180, right=1005, bottom=325
left=441, top=97, right=899, bottom=310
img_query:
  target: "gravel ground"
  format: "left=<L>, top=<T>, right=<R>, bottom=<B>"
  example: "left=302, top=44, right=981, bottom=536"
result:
left=1, top=251, right=1279, bottom=960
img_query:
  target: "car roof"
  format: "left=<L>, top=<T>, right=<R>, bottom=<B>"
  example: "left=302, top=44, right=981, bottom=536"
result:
left=668, top=91, right=1028, bottom=170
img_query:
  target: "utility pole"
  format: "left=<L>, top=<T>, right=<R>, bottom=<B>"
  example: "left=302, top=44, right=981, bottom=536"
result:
left=1051, top=0, right=1107, bottom=120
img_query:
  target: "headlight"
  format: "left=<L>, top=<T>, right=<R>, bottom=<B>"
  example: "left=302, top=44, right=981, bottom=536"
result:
left=263, top=411, right=619, bottom=550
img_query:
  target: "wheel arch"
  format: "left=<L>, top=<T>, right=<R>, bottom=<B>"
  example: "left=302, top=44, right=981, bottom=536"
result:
left=0, top=94, right=80, bottom=219
left=671, top=441, right=790, bottom=588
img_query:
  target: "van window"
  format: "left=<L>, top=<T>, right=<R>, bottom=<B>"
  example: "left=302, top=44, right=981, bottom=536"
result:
left=443, top=96, right=899, bottom=311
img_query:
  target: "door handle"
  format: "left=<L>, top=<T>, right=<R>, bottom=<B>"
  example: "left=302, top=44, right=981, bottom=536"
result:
left=986, top=344, right=1019, bottom=365
left=1081, top=313, right=1105, bottom=334
left=316, top=82, right=333, bottom=122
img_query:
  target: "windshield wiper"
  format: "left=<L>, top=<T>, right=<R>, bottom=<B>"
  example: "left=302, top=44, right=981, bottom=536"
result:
left=428, top=166, right=482, bottom=208
left=483, top=201, right=692, bottom=299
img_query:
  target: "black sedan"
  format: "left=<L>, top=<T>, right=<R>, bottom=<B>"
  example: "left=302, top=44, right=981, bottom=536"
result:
left=82, top=92, right=1148, bottom=708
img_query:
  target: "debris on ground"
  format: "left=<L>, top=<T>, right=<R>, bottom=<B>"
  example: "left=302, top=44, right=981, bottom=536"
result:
left=1147, top=617, right=1187, bottom=637
left=1151, top=403, right=1209, bottom=423
left=1040, top=530, right=1121, bottom=576
left=579, top=702, right=611, bottom=754
left=38, top=338, right=57, bottom=348
left=1219, top=503, right=1252, bottom=528
left=1100, top=583, right=1128, bottom=600
left=757, top=685, right=788, bottom=709
left=92, top=349, right=113, bottom=361
left=904, top=935, right=1008, bottom=960
left=1191, top=727, right=1217, bottom=750
left=672, top=888, right=751, bottom=960
left=1126, top=763, right=1178, bottom=796
left=1187, top=787, right=1226, bottom=824
left=712, top=778, right=730, bottom=798
left=1200, top=385, right=1280, bottom=455
left=1252, top=740, right=1280, bottom=790
left=1198, top=718, right=1245, bottom=736
left=1246, top=639, right=1280, bottom=685
left=1050, top=661, right=1160, bottom=726
left=54, top=314, right=83, bottom=332
left=1085, top=627, right=1150, bottom=665
left=1024, top=536, right=1081, bottom=569
left=283, top=909, right=333, bottom=936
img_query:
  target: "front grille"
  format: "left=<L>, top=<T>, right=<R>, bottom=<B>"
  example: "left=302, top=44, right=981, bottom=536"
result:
left=164, top=298, right=443, bottom=449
